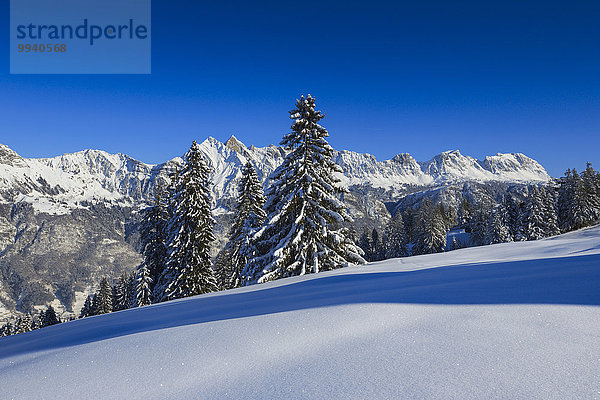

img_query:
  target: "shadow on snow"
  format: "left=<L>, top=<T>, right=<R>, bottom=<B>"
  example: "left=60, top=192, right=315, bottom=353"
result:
left=1, top=253, right=599, bottom=360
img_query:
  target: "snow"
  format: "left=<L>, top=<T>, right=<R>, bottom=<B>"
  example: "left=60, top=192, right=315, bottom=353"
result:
left=1, top=225, right=599, bottom=399
left=0, top=140, right=551, bottom=216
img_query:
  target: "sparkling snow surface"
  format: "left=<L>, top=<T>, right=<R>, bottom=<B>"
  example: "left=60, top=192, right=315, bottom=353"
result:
left=1, top=226, right=599, bottom=399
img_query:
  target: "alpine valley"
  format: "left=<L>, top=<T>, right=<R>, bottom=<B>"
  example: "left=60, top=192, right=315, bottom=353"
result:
left=0, top=137, right=550, bottom=319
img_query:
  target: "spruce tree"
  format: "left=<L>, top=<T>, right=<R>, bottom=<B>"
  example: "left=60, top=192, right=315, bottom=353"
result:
left=42, top=306, right=60, bottom=327
left=96, top=277, right=113, bottom=314
left=138, top=184, right=169, bottom=301
left=484, top=201, right=512, bottom=245
left=558, top=169, right=587, bottom=232
left=158, top=141, right=218, bottom=301
left=581, top=162, right=600, bottom=223
left=413, top=199, right=448, bottom=254
left=358, top=228, right=373, bottom=261
left=221, top=162, right=266, bottom=289
left=114, top=274, right=130, bottom=311
left=384, top=212, right=407, bottom=259
left=15, top=314, right=32, bottom=334
left=521, top=185, right=559, bottom=240
left=245, top=95, right=365, bottom=283
left=134, top=262, right=153, bottom=307
left=79, top=295, right=94, bottom=318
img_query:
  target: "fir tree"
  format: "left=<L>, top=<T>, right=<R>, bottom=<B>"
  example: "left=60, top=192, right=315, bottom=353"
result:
left=114, top=274, right=129, bottom=311
left=384, top=212, right=407, bottom=259
left=520, top=185, right=560, bottom=240
left=484, top=201, right=513, bottom=245
left=358, top=228, right=373, bottom=261
left=221, top=162, right=267, bottom=289
left=95, top=277, right=113, bottom=315
left=502, top=194, right=522, bottom=241
left=558, top=169, right=587, bottom=232
left=138, top=183, right=169, bottom=300
left=581, top=162, right=600, bottom=223
left=413, top=199, right=448, bottom=254
left=457, top=198, right=472, bottom=227
left=79, top=295, right=94, bottom=318
left=134, top=262, right=153, bottom=307
left=370, top=228, right=384, bottom=261
left=245, top=95, right=365, bottom=283
left=15, top=314, right=32, bottom=334
left=42, top=305, right=60, bottom=327
left=158, top=141, right=218, bottom=301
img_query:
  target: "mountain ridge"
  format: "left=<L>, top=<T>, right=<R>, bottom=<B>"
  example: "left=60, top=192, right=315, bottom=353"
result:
left=0, top=137, right=550, bottom=215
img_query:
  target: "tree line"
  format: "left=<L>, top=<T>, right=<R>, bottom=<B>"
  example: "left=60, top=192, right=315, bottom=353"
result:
left=359, top=162, right=600, bottom=262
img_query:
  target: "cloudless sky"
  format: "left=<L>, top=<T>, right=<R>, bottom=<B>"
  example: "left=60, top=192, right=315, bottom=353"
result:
left=1, top=0, right=599, bottom=176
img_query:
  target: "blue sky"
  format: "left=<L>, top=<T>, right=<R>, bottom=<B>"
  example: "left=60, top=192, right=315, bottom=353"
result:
left=1, top=0, right=599, bottom=176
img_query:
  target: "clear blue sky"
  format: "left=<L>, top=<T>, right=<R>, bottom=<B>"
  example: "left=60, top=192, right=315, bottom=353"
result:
left=1, top=0, right=599, bottom=176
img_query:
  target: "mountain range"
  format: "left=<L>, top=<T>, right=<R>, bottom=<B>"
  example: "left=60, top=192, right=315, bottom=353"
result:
left=0, top=137, right=550, bottom=319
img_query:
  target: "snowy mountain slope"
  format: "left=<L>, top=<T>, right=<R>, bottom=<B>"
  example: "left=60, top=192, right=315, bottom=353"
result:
left=1, top=226, right=599, bottom=400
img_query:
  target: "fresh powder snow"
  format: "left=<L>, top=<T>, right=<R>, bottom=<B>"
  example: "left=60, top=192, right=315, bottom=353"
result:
left=1, top=225, right=599, bottom=399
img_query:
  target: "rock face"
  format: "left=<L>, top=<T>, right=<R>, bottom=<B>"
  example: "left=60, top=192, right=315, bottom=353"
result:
left=0, top=138, right=550, bottom=319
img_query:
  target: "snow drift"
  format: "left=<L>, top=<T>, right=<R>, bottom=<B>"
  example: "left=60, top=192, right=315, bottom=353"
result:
left=1, top=226, right=599, bottom=399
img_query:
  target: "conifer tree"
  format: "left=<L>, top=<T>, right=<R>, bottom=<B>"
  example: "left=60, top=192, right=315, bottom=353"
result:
left=520, top=185, right=559, bottom=240
left=245, top=95, right=365, bottom=283
left=138, top=183, right=169, bottom=301
left=158, top=141, right=218, bottom=301
left=384, top=212, right=408, bottom=259
left=134, top=262, right=153, bottom=307
left=114, top=274, right=129, bottom=311
left=96, top=277, right=113, bottom=314
left=42, top=305, right=60, bottom=327
left=485, top=201, right=512, bottom=245
left=79, top=295, right=94, bottom=318
left=413, top=199, right=448, bottom=254
left=358, top=228, right=373, bottom=261
left=558, top=169, right=587, bottom=232
left=15, top=314, right=32, bottom=334
left=457, top=198, right=472, bottom=227
left=581, top=162, right=600, bottom=223
left=220, top=162, right=266, bottom=289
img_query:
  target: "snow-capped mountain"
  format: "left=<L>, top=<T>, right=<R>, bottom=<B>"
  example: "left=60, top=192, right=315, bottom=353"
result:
left=0, top=137, right=550, bottom=319
left=0, top=137, right=549, bottom=216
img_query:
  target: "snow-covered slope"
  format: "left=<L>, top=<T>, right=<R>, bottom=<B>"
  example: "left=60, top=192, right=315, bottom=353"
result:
left=0, top=138, right=550, bottom=215
left=1, top=226, right=598, bottom=399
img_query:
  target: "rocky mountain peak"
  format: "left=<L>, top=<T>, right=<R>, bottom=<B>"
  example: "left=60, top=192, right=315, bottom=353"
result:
left=225, top=135, right=246, bottom=153
left=0, top=144, right=27, bottom=167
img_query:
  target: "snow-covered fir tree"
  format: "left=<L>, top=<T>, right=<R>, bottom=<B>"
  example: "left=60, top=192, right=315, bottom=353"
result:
left=134, top=262, right=153, bottom=307
left=457, top=198, right=472, bottom=227
left=384, top=212, right=408, bottom=259
left=581, top=162, right=600, bottom=223
left=485, top=201, right=513, bottom=245
left=244, top=95, right=365, bottom=283
left=96, top=277, right=113, bottom=315
left=114, top=274, right=131, bottom=311
left=558, top=169, right=586, bottom=232
left=157, top=141, right=218, bottom=301
left=219, top=162, right=266, bottom=289
left=413, top=199, right=449, bottom=254
left=15, top=314, right=32, bottom=334
left=520, top=185, right=559, bottom=240
left=137, top=184, right=169, bottom=302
